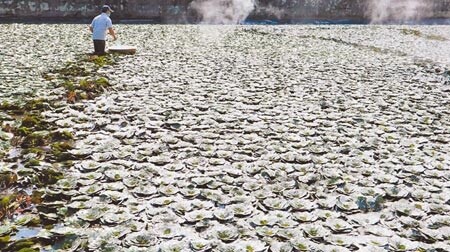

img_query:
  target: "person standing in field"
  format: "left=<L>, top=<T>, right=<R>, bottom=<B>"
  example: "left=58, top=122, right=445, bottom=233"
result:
left=90, top=5, right=117, bottom=55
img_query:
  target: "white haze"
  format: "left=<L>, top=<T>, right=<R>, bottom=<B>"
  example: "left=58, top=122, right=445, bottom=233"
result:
left=367, top=0, right=433, bottom=24
left=190, top=0, right=256, bottom=24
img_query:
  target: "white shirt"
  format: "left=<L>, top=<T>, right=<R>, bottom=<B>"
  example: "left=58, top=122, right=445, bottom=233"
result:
left=91, top=13, right=113, bottom=40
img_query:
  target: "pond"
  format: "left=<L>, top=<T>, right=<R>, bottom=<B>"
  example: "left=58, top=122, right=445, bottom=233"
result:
left=1, top=24, right=449, bottom=251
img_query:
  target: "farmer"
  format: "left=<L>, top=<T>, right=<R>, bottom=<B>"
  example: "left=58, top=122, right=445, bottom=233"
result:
left=89, top=5, right=117, bottom=55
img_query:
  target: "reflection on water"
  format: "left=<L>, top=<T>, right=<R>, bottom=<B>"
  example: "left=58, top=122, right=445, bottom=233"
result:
left=11, top=227, right=40, bottom=240
left=11, top=226, right=81, bottom=252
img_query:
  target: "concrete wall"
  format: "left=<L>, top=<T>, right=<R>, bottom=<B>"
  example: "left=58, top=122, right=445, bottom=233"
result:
left=1, top=0, right=449, bottom=22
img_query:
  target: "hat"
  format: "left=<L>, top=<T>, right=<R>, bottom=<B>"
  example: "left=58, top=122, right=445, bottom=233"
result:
left=102, top=5, right=114, bottom=13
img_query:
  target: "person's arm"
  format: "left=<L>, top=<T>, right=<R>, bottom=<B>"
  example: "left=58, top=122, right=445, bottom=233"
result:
left=108, top=27, right=117, bottom=41
left=107, top=19, right=116, bottom=41
left=89, top=19, right=94, bottom=33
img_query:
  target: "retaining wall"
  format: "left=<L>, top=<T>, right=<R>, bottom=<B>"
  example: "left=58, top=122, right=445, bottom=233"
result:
left=1, top=0, right=449, bottom=22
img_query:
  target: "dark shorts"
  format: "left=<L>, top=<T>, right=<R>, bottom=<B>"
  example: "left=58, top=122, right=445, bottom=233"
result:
left=93, top=40, right=106, bottom=55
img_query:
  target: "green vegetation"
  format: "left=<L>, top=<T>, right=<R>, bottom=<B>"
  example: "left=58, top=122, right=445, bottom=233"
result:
left=25, top=159, right=41, bottom=167
left=89, top=54, right=116, bottom=67
left=54, top=63, right=90, bottom=78
left=18, top=248, right=39, bottom=252
left=0, top=53, right=118, bottom=229
left=0, top=172, right=18, bottom=189
left=0, top=101, right=22, bottom=112
left=0, top=99, right=49, bottom=116
left=401, top=28, right=448, bottom=41
left=21, top=132, right=50, bottom=148
left=21, top=115, right=44, bottom=128
left=17, top=127, right=32, bottom=136
left=62, top=80, right=75, bottom=92
left=7, top=240, right=37, bottom=252
left=23, top=99, right=48, bottom=111
left=51, top=142, right=74, bottom=161
left=50, top=130, right=74, bottom=141
left=401, top=28, right=422, bottom=36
